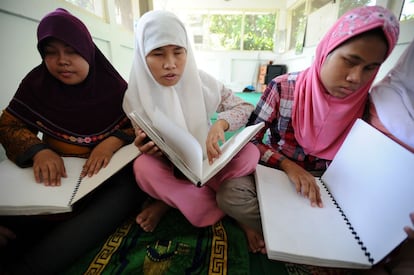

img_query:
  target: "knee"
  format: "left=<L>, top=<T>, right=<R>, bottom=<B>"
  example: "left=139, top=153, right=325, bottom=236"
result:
left=216, top=181, right=234, bottom=211
left=216, top=176, right=257, bottom=211
left=244, top=143, right=260, bottom=162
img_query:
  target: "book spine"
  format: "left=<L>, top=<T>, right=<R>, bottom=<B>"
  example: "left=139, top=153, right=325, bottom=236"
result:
left=68, top=175, right=82, bottom=206
left=321, top=179, right=374, bottom=264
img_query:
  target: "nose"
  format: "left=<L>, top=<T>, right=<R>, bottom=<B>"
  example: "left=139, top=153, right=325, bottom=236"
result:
left=345, top=67, right=362, bottom=85
left=57, top=52, right=70, bottom=66
left=162, top=55, right=177, bottom=69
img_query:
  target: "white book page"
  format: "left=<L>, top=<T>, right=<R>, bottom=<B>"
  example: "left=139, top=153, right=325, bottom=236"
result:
left=322, top=119, right=414, bottom=264
left=72, top=143, right=140, bottom=203
left=255, top=164, right=370, bottom=268
left=0, top=157, right=83, bottom=215
left=200, top=122, right=264, bottom=184
left=152, top=108, right=203, bottom=179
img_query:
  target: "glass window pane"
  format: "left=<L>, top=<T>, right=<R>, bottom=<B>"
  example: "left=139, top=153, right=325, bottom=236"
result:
left=64, top=0, right=105, bottom=18
left=153, top=0, right=277, bottom=52
left=289, top=2, right=306, bottom=51
left=115, top=0, right=134, bottom=31
left=243, top=13, right=276, bottom=51
left=338, top=0, right=375, bottom=17
left=209, top=14, right=243, bottom=50
left=400, top=0, right=414, bottom=21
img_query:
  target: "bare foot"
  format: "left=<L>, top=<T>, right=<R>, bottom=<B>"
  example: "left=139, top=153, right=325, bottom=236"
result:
left=136, top=200, right=170, bottom=232
left=239, top=223, right=266, bottom=254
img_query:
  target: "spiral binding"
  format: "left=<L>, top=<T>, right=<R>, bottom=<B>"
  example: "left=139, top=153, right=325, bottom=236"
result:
left=320, top=179, right=374, bottom=264
left=68, top=175, right=82, bottom=206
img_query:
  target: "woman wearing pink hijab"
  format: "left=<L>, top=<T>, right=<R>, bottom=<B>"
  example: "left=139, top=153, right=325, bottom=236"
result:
left=216, top=5, right=399, bottom=254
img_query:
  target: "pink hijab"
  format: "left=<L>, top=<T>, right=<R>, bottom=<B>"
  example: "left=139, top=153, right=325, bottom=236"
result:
left=292, top=5, right=399, bottom=160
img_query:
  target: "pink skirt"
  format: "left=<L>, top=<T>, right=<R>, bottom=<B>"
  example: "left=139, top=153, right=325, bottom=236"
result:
left=132, top=142, right=259, bottom=227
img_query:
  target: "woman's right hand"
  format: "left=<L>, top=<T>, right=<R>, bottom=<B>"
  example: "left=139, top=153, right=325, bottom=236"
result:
left=281, top=158, right=323, bottom=208
left=404, top=212, right=414, bottom=239
left=134, top=127, right=162, bottom=157
left=32, top=149, right=67, bottom=186
left=0, top=225, right=16, bottom=248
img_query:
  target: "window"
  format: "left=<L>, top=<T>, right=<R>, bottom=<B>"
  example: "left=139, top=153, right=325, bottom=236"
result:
left=185, top=11, right=276, bottom=51
left=400, top=0, right=414, bottom=21
left=338, top=0, right=374, bottom=16
left=288, top=0, right=375, bottom=52
left=202, top=12, right=276, bottom=51
left=288, top=0, right=332, bottom=52
left=114, top=0, right=134, bottom=31
left=289, top=2, right=306, bottom=52
left=64, top=0, right=105, bottom=18
left=152, top=0, right=277, bottom=52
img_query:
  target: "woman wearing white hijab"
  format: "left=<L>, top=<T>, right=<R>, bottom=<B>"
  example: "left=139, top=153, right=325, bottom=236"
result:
left=366, top=38, right=414, bottom=275
left=123, top=10, right=259, bottom=232
left=369, top=38, right=414, bottom=152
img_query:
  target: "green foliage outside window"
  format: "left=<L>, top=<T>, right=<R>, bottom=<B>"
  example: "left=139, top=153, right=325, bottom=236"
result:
left=208, top=13, right=276, bottom=51
left=338, top=0, right=372, bottom=16
left=243, top=14, right=277, bottom=50
left=401, top=0, right=414, bottom=21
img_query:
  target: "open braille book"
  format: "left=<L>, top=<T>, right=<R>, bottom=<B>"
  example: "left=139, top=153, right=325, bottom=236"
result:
left=255, top=119, right=414, bottom=269
left=129, top=109, right=264, bottom=187
left=0, top=143, right=140, bottom=215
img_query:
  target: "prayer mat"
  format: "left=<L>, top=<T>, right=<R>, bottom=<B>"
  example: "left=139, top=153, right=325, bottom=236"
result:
left=63, top=209, right=357, bottom=275
left=63, top=209, right=249, bottom=275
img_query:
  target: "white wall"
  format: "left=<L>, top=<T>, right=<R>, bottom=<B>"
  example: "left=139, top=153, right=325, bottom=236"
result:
left=195, top=50, right=277, bottom=91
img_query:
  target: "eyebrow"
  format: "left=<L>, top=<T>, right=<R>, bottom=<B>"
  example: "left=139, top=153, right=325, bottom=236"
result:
left=346, top=54, right=382, bottom=66
left=152, top=45, right=184, bottom=51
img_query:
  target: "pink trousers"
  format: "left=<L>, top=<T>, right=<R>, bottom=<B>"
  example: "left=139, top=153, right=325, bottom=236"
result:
left=133, top=142, right=259, bottom=227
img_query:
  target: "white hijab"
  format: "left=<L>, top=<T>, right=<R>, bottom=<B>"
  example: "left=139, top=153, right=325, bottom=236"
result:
left=370, top=39, right=414, bottom=149
left=123, top=10, right=221, bottom=156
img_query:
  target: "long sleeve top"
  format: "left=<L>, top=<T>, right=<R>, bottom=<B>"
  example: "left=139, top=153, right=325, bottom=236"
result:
left=0, top=110, right=135, bottom=167
left=247, top=73, right=329, bottom=172
left=215, top=86, right=254, bottom=131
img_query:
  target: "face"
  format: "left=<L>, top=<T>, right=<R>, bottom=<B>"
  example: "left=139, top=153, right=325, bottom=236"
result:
left=145, top=45, right=187, bottom=86
left=43, top=39, right=90, bottom=85
left=320, top=34, right=388, bottom=98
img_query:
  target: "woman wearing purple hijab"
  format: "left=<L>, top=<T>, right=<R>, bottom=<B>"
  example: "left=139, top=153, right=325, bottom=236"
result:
left=0, top=8, right=145, bottom=274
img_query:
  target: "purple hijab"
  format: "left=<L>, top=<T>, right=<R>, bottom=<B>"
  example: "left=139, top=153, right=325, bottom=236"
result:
left=6, top=8, right=128, bottom=146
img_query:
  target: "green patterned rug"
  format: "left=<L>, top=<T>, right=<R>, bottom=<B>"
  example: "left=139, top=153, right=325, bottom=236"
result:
left=63, top=209, right=249, bottom=274
left=63, top=209, right=356, bottom=275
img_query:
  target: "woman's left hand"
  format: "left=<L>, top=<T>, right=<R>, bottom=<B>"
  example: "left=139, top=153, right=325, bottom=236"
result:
left=404, top=212, right=414, bottom=239
left=81, top=136, right=123, bottom=177
left=206, top=119, right=229, bottom=164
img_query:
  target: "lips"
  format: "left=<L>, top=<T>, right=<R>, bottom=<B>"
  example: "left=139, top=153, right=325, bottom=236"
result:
left=340, top=86, right=356, bottom=95
left=163, top=73, right=178, bottom=81
left=59, top=71, right=73, bottom=78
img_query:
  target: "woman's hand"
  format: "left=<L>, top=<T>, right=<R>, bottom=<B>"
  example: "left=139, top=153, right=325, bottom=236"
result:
left=404, top=212, right=414, bottom=239
left=81, top=136, right=123, bottom=177
left=280, top=158, right=323, bottom=208
left=133, top=127, right=162, bottom=157
left=206, top=119, right=228, bottom=164
left=0, top=225, right=15, bottom=248
left=32, top=149, right=67, bottom=186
